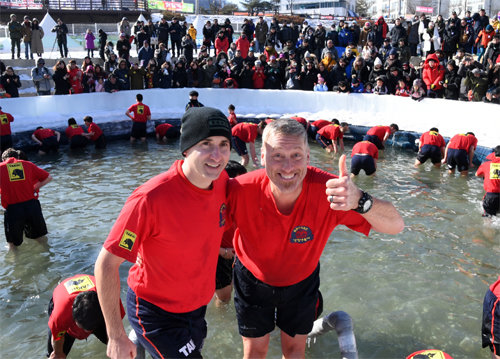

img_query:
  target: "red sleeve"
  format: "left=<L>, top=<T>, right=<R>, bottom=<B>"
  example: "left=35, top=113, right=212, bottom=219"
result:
left=145, top=105, right=151, bottom=116
left=103, top=193, right=153, bottom=263
left=476, top=162, right=487, bottom=178
left=29, top=162, right=50, bottom=182
left=127, top=104, right=135, bottom=113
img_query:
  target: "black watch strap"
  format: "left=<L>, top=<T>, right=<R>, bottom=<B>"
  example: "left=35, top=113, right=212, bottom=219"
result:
left=353, top=191, right=373, bottom=214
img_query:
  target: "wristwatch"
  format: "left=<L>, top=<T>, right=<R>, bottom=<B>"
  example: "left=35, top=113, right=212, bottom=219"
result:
left=353, top=191, right=373, bottom=214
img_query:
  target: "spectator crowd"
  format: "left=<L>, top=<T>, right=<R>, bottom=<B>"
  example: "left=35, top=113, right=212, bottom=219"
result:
left=2, top=12, right=499, bottom=103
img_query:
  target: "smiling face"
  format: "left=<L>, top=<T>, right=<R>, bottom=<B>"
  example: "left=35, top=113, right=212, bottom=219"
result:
left=261, top=129, right=309, bottom=198
left=182, top=136, right=231, bottom=189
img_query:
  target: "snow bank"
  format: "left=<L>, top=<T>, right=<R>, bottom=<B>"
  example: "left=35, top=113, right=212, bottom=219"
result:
left=1, top=88, right=497, bottom=148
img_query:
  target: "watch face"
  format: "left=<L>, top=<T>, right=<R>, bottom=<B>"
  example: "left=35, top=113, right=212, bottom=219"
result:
left=363, top=199, right=372, bottom=212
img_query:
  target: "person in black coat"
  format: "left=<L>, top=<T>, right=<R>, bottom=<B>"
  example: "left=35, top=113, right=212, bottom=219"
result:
left=1, top=67, right=21, bottom=97
left=443, top=23, right=460, bottom=60
left=443, top=60, right=462, bottom=100
left=172, top=61, right=188, bottom=88
left=169, top=17, right=183, bottom=57
left=51, top=60, right=71, bottom=95
left=238, top=62, right=254, bottom=88
left=116, top=33, right=131, bottom=60
left=98, top=29, right=107, bottom=61
left=157, top=18, right=170, bottom=50
left=300, top=61, right=319, bottom=91
left=408, top=16, right=420, bottom=56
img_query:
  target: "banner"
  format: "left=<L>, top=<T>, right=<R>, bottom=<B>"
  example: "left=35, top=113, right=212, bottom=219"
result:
left=0, top=0, right=43, bottom=8
left=148, top=0, right=194, bottom=12
left=416, top=6, right=433, bottom=13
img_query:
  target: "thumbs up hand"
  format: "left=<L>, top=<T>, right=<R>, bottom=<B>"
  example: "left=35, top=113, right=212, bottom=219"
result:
left=325, top=154, right=362, bottom=211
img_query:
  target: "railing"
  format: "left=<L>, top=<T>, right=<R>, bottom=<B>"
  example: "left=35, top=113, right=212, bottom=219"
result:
left=0, top=23, right=120, bottom=37
left=0, top=0, right=148, bottom=10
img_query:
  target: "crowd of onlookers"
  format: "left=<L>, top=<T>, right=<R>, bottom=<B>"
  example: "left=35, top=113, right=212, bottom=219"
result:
left=2, top=12, right=499, bottom=103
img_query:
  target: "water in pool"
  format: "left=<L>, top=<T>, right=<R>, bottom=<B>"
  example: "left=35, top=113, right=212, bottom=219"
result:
left=0, top=138, right=498, bottom=358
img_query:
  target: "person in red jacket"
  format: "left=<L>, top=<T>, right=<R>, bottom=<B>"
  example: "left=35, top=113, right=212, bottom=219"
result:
left=252, top=60, right=266, bottom=89
left=475, top=25, right=496, bottom=63
left=0, top=148, right=52, bottom=249
left=422, top=53, right=445, bottom=98
left=83, top=116, right=106, bottom=149
left=215, top=30, right=229, bottom=55
left=32, top=126, right=60, bottom=155
left=0, top=106, right=15, bottom=153
left=67, top=59, right=83, bottom=94
left=47, top=274, right=125, bottom=358
left=414, top=127, right=446, bottom=168
left=476, top=145, right=500, bottom=216
left=235, top=33, right=250, bottom=59
left=482, top=276, right=500, bottom=358
left=351, top=140, right=379, bottom=176
left=442, top=132, right=478, bottom=175
left=232, top=120, right=267, bottom=167
left=65, top=117, right=88, bottom=149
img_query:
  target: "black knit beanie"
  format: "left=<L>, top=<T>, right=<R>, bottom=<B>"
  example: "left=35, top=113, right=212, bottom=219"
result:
left=180, top=107, right=232, bottom=155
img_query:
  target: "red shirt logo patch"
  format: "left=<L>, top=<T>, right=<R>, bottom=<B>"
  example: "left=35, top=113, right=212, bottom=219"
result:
left=290, top=226, right=314, bottom=244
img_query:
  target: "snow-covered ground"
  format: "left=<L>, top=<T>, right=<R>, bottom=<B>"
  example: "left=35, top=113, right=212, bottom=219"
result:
left=1, top=88, right=497, bottom=148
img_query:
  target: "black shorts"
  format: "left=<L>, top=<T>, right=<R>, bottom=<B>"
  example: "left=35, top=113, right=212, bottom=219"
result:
left=0, top=134, right=13, bottom=153
left=483, top=192, right=500, bottom=217
left=350, top=154, right=376, bottom=175
left=46, top=298, right=107, bottom=357
left=232, top=136, right=248, bottom=156
left=69, top=135, right=88, bottom=149
left=94, top=134, right=106, bottom=149
left=233, top=258, right=320, bottom=338
left=216, top=255, right=233, bottom=290
left=40, top=136, right=59, bottom=153
left=127, top=288, right=206, bottom=358
left=4, top=199, right=47, bottom=246
left=363, top=135, right=384, bottom=149
left=447, top=148, right=468, bottom=172
left=131, top=122, right=147, bottom=139
left=307, top=125, right=319, bottom=139
left=315, top=134, right=332, bottom=149
left=163, top=126, right=181, bottom=139
left=417, top=144, right=442, bottom=164
left=481, top=288, right=500, bottom=355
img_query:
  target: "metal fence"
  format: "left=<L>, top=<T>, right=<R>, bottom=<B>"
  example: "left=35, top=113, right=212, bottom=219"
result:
left=0, top=23, right=120, bottom=38
left=0, top=0, right=147, bottom=10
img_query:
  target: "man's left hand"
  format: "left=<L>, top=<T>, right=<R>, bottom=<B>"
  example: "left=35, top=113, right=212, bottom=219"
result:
left=325, top=154, right=361, bottom=211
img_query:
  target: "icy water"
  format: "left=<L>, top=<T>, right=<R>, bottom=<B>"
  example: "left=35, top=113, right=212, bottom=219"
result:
left=0, top=139, right=498, bottom=359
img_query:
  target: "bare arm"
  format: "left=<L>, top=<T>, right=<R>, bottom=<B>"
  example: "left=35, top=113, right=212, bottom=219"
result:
left=125, top=110, right=133, bottom=120
left=32, top=134, right=42, bottom=145
left=468, top=147, right=475, bottom=168
left=34, top=174, right=52, bottom=191
left=55, top=131, right=61, bottom=142
left=326, top=155, right=404, bottom=235
left=339, top=138, right=344, bottom=152
left=95, top=248, right=136, bottom=359
left=49, top=336, right=66, bottom=359
left=249, top=142, right=258, bottom=166
left=441, top=142, right=450, bottom=163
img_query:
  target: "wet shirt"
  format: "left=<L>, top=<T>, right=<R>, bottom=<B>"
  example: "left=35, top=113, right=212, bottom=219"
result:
left=0, top=111, right=14, bottom=136
left=65, top=124, right=84, bottom=139
left=318, top=124, right=343, bottom=140
left=485, top=152, right=497, bottom=161
left=476, top=158, right=500, bottom=193
left=291, top=116, right=308, bottom=128
left=232, top=123, right=258, bottom=143
left=87, top=123, right=103, bottom=141
left=155, top=123, right=173, bottom=138
left=228, top=167, right=371, bottom=287
left=0, top=158, right=49, bottom=209
left=128, top=102, right=151, bottom=123
left=311, top=120, right=331, bottom=129
left=104, top=160, right=228, bottom=313
left=351, top=141, right=379, bottom=159
left=228, top=113, right=237, bottom=127
left=33, top=128, right=56, bottom=140
left=420, top=131, right=445, bottom=148
left=448, top=134, right=477, bottom=151
left=367, top=126, right=391, bottom=141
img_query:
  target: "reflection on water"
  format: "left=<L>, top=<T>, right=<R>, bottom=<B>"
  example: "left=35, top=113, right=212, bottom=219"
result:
left=0, top=140, right=498, bottom=358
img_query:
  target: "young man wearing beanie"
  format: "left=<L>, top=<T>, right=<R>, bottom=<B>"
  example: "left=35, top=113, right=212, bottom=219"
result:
left=95, top=107, right=232, bottom=359
left=185, top=90, right=204, bottom=111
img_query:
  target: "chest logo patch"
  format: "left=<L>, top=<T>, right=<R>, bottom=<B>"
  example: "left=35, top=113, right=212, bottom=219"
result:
left=7, top=162, right=25, bottom=181
left=219, top=203, right=227, bottom=227
left=119, top=229, right=137, bottom=251
left=64, top=275, right=95, bottom=294
left=290, top=226, right=314, bottom=244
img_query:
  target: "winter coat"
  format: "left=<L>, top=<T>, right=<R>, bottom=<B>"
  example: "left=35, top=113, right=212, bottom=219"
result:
left=252, top=67, right=266, bottom=89
left=475, top=29, right=495, bottom=48
left=31, top=27, right=44, bottom=54
left=215, top=36, right=229, bottom=55
left=8, top=20, right=23, bottom=40
left=158, top=67, right=173, bottom=89
left=31, top=65, right=52, bottom=93
left=236, top=37, right=250, bottom=59
left=255, top=21, right=269, bottom=44
left=0, top=73, right=21, bottom=97
left=420, top=25, right=440, bottom=53
left=188, top=26, right=197, bottom=41
left=443, top=68, right=461, bottom=100
left=85, top=32, right=96, bottom=49
left=169, top=22, right=182, bottom=41
left=238, top=68, right=254, bottom=88
left=51, top=23, right=68, bottom=40
left=158, top=22, right=170, bottom=44
left=129, top=67, right=146, bottom=89
left=422, top=54, right=445, bottom=90
left=22, top=22, right=32, bottom=42
left=408, top=20, right=420, bottom=44
left=52, top=68, right=71, bottom=95
left=201, top=64, right=217, bottom=87
left=68, top=67, right=84, bottom=94
left=359, top=28, right=371, bottom=48
left=187, top=67, right=204, bottom=88
left=181, top=38, right=195, bottom=64
left=389, top=25, right=407, bottom=47
left=465, top=72, right=489, bottom=101
left=173, top=65, right=188, bottom=88
left=443, top=25, right=459, bottom=53
left=338, top=28, right=353, bottom=47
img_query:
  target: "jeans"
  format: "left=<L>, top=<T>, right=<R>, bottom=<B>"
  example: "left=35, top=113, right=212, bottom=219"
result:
left=24, top=41, right=32, bottom=59
left=10, top=38, right=21, bottom=57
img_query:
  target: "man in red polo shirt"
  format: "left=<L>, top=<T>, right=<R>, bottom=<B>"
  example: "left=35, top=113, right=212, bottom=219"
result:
left=308, top=119, right=331, bottom=139
left=363, top=124, right=399, bottom=149
left=47, top=274, right=125, bottom=358
left=476, top=145, right=500, bottom=216
left=0, top=148, right=52, bottom=249
left=350, top=139, right=379, bottom=176
left=228, top=119, right=404, bottom=359
left=95, top=107, right=232, bottom=359
left=126, top=93, right=151, bottom=143
left=32, top=126, right=60, bottom=155
left=0, top=106, right=15, bottom=153
left=442, top=132, right=478, bottom=175
left=316, top=122, right=349, bottom=154
left=65, top=117, right=88, bottom=149
left=155, top=123, right=180, bottom=142
left=414, top=127, right=446, bottom=168
left=232, top=120, right=266, bottom=167
left=83, top=116, right=106, bottom=149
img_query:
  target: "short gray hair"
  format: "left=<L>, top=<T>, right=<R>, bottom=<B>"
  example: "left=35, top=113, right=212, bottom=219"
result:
left=262, top=118, right=308, bottom=146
